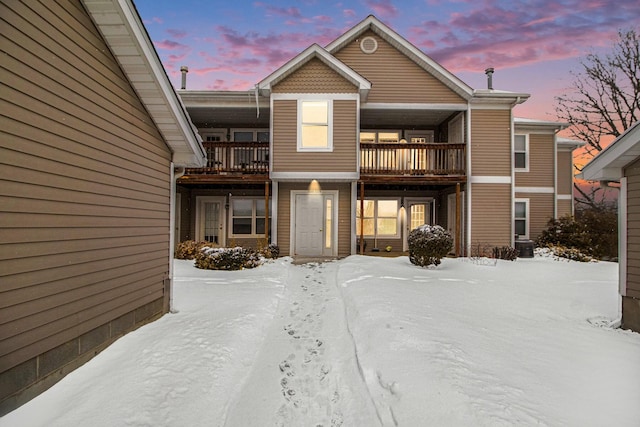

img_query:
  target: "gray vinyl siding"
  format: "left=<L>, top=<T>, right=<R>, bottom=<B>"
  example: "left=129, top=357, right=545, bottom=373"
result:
left=1, top=0, right=172, bottom=395
left=333, top=31, right=465, bottom=104
left=470, top=110, right=511, bottom=176
left=625, top=157, right=640, bottom=298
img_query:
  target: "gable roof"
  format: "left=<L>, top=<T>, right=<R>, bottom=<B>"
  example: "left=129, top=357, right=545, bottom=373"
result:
left=257, top=44, right=371, bottom=99
left=580, top=121, right=640, bottom=181
left=325, top=15, right=474, bottom=100
left=82, top=0, right=206, bottom=167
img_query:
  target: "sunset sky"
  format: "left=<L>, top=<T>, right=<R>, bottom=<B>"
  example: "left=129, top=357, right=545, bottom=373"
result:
left=134, top=0, right=639, bottom=124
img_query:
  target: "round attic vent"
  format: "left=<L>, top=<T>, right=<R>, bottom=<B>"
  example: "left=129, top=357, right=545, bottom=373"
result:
left=360, top=36, right=378, bottom=54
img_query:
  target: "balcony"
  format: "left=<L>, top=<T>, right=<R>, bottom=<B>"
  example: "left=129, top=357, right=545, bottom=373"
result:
left=360, top=142, right=465, bottom=178
left=181, top=141, right=466, bottom=182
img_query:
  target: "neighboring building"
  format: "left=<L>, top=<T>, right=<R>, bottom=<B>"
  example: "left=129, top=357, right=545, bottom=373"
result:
left=0, top=0, right=205, bottom=414
left=177, top=15, right=580, bottom=257
left=581, top=121, right=640, bottom=333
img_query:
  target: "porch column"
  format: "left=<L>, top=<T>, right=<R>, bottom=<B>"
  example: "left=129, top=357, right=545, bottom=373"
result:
left=265, top=181, right=270, bottom=243
left=455, top=182, right=461, bottom=257
left=359, top=181, right=365, bottom=254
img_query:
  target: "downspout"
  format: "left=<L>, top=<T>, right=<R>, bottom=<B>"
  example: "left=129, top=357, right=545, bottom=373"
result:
left=169, top=164, right=186, bottom=313
left=510, top=96, right=521, bottom=247
left=465, top=103, right=472, bottom=256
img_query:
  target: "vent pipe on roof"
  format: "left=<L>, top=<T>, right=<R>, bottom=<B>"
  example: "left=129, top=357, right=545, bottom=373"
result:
left=485, top=67, right=494, bottom=90
left=180, top=65, right=189, bottom=90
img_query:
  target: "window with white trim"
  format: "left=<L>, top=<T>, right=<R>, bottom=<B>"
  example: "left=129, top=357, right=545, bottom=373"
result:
left=356, top=199, right=399, bottom=237
left=298, top=100, right=332, bottom=151
left=231, top=198, right=269, bottom=237
left=514, top=134, right=528, bottom=171
left=514, top=199, right=529, bottom=239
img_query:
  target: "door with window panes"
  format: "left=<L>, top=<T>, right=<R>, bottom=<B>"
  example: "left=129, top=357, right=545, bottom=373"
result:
left=403, top=198, right=433, bottom=251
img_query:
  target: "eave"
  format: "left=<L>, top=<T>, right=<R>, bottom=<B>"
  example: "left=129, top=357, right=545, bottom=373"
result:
left=257, top=44, right=371, bottom=100
left=82, top=0, right=206, bottom=167
left=580, top=121, right=640, bottom=182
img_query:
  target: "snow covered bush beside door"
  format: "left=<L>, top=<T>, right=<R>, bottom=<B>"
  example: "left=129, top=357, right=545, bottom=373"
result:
left=408, top=225, right=453, bottom=267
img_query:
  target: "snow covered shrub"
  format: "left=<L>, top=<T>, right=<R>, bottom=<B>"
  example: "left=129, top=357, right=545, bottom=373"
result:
left=175, top=240, right=211, bottom=260
left=539, top=244, right=594, bottom=262
left=195, top=247, right=263, bottom=270
left=537, top=209, right=617, bottom=260
left=256, top=239, right=279, bottom=259
left=408, top=225, right=453, bottom=267
left=492, top=246, right=518, bottom=261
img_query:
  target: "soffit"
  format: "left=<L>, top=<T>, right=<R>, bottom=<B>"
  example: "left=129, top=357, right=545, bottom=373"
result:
left=82, top=0, right=205, bottom=167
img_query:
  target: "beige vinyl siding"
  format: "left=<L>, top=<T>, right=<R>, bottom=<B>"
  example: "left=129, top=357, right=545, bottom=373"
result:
left=1, top=0, right=171, bottom=381
left=556, top=199, right=572, bottom=218
left=557, top=151, right=574, bottom=195
left=272, top=58, right=358, bottom=93
left=272, top=100, right=358, bottom=173
left=277, top=182, right=352, bottom=257
left=334, top=31, right=465, bottom=104
left=625, top=158, right=640, bottom=298
left=470, top=110, right=511, bottom=176
left=515, top=134, right=554, bottom=187
left=470, top=184, right=511, bottom=246
left=516, top=192, right=554, bottom=240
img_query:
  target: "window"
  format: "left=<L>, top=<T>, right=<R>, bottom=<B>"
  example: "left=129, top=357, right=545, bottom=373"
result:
left=514, top=199, right=529, bottom=239
left=356, top=199, right=399, bottom=237
left=359, top=131, right=400, bottom=143
left=231, top=199, right=268, bottom=236
left=298, top=100, right=332, bottom=151
left=514, top=134, right=528, bottom=171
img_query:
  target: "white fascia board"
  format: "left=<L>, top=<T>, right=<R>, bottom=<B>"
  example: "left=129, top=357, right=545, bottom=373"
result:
left=257, top=44, right=370, bottom=95
left=270, top=172, right=359, bottom=181
left=83, top=0, right=206, bottom=167
left=361, top=103, right=467, bottom=111
left=581, top=121, right=640, bottom=181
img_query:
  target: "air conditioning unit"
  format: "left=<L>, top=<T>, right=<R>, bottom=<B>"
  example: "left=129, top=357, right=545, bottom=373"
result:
left=515, top=239, right=534, bottom=258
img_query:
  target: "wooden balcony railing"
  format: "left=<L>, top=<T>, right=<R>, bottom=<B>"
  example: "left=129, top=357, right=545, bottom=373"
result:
left=360, top=143, right=466, bottom=176
left=185, top=141, right=269, bottom=175
left=184, top=141, right=466, bottom=178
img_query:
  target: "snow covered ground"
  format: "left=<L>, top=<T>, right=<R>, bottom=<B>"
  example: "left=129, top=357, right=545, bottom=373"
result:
left=2, top=255, right=640, bottom=426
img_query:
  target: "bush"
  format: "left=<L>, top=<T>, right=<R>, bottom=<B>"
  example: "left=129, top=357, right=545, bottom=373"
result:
left=256, top=239, right=279, bottom=259
left=492, top=246, right=518, bottom=261
left=536, top=208, right=617, bottom=260
left=195, top=246, right=264, bottom=270
left=537, top=244, right=594, bottom=262
left=175, top=240, right=211, bottom=260
left=408, top=225, right=453, bottom=267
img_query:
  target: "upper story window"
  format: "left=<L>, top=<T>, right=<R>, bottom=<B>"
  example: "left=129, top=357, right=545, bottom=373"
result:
left=514, top=134, right=529, bottom=171
left=298, top=100, right=332, bottom=151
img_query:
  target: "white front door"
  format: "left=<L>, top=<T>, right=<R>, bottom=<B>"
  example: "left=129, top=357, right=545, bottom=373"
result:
left=293, top=192, right=336, bottom=257
left=196, top=197, right=226, bottom=245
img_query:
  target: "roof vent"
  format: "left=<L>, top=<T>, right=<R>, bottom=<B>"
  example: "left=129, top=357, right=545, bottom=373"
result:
left=360, top=36, right=378, bottom=54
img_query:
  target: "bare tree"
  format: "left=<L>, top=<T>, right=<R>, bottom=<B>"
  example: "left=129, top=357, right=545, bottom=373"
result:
left=555, top=29, right=640, bottom=208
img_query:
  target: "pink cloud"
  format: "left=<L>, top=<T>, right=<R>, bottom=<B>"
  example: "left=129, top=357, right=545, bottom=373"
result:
left=166, top=29, right=187, bottom=39
left=364, top=0, right=399, bottom=19
left=155, top=39, right=188, bottom=51
left=343, top=9, right=356, bottom=18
